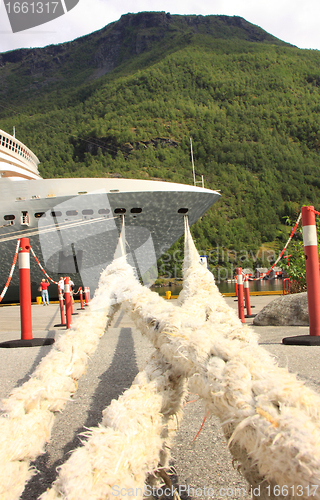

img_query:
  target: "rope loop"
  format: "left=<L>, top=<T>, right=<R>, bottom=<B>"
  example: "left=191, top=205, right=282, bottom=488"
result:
left=0, top=239, right=20, bottom=303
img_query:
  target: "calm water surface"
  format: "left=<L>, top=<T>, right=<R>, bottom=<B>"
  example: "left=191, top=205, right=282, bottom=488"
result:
left=152, top=278, right=284, bottom=296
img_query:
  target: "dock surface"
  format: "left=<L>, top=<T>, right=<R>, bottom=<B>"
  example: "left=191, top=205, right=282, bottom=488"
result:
left=0, top=295, right=319, bottom=499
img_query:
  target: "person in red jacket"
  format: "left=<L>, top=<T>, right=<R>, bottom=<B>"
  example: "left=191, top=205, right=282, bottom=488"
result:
left=40, top=278, right=50, bottom=306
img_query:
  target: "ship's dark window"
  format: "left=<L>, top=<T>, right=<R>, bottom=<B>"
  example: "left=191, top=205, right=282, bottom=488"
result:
left=4, top=214, right=15, bottom=221
left=34, top=212, right=46, bottom=218
left=98, top=208, right=110, bottom=214
left=51, top=211, right=62, bottom=217
left=114, top=208, right=126, bottom=214
left=178, top=208, right=189, bottom=214
left=130, top=208, right=142, bottom=214
left=21, top=211, right=29, bottom=226
left=66, top=210, right=78, bottom=216
left=82, top=209, right=94, bottom=215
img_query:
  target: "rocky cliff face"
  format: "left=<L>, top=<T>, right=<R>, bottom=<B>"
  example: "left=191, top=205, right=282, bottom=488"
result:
left=0, top=12, right=289, bottom=92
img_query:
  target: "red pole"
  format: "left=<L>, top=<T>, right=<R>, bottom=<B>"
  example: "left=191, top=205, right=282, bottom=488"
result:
left=79, top=287, right=85, bottom=310
left=84, top=286, right=89, bottom=306
left=64, top=277, right=72, bottom=329
left=236, top=267, right=245, bottom=323
left=88, top=287, right=91, bottom=302
left=0, top=238, right=54, bottom=348
left=58, top=286, right=66, bottom=326
left=301, top=206, right=320, bottom=337
left=19, top=238, right=33, bottom=340
left=244, top=278, right=253, bottom=317
left=235, top=280, right=238, bottom=297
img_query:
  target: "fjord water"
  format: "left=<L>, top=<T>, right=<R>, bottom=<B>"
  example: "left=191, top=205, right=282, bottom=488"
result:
left=153, top=278, right=284, bottom=296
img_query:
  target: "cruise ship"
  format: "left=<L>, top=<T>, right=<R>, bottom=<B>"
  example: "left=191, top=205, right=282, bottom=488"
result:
left=0, top=128, right=221, bottom=302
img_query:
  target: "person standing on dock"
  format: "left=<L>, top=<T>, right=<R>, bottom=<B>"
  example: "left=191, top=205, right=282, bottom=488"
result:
left=40, top=278, right=50, bottom=306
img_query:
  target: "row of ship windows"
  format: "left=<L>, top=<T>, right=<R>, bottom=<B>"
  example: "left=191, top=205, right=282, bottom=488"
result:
left=3, top=207, right=189, bottom=222
left=0, top=134, right=31, bottom=162
left=3, top=207, right=144, bottom=221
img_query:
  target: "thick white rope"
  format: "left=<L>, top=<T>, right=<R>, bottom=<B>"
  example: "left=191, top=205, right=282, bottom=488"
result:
left=41, top=222, right=320, bottom=500
left=0, top=266, right=121, bottom=500
left=122, top=223, right=320, bottom=500
left=39, top=349, right=187, bottom=500
left=1, top=218, right=320, bottom=500
left=42, top=236, right=320, bottom=499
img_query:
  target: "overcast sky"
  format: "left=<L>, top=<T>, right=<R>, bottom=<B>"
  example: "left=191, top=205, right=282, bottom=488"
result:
left=0, top=0, right=319, bottom=54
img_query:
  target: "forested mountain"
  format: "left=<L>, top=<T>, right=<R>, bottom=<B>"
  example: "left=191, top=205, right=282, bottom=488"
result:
left=1, top=11, right=320, bottom=264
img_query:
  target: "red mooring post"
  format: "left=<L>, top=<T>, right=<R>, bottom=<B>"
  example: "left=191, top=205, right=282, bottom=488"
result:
left=64, top=277, right=72, bottom=329
left=244, top=278, right=255, bottom=318
left=283, top=206, right=320, bottom=345
left=0, top=238, right=54, bottom=348
left=19, top=238, right=33, bottom=340
left=302, top=205, right=320, bottom=337
left=236, top=267, right=245, bottom=323
left=59, top=286, right=66, bottom=325
left=79, top=287, right=85, bottom=310
left=54, top=285, right=66, bottom=327
left=70, top=286, right=78, bottom=316
left=84, top=286, right=89, bottom=306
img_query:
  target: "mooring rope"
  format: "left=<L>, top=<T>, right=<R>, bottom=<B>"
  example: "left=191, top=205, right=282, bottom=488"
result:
left=1, top=217, right=320, bottom=500
left=38, top=220, right=320, bottom=500
left=39, top=348, right=187, bottom=500
left=0, top=269, right=121, bottom=500
left=124, top=221, right=320, bottom=500
left=0, top=239, right=20, bottom=303
left=251, top=211, right=302, bottom=281
left=29, top=245, right=58, bottom=284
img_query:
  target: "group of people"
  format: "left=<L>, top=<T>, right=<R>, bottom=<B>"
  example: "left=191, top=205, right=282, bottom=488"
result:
left=39, top=276, right=74, bottom=306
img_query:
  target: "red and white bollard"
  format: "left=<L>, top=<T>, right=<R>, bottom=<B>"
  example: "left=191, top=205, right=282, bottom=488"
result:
left=302, top=205, right=320, bottom=337
left=19, top=238, right=33, bottom=340
left=236, top=267, right=245, bottom=324
left=64, top=277, right=72, bottom=329
left=283, top=206, right=320, bottom=345
left=84, top=286, right=89, bottom=306
left=79, top=287, right=85, bottom=310
left=244, top=278, right=255, bottom=318
left=58, top=286, right=66, bottom=326
left=0, top=238, right=54, bottom=348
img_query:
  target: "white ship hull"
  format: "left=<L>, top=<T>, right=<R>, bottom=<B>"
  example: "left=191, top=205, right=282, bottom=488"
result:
left=0, top=129, right=220, bottom=302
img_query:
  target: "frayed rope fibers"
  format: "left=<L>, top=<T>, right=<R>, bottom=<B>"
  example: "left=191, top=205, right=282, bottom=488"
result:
left=122, top=220, right=320, bottom=500
left=39, top=350, right=187, bottom=500
left=39, top=225, right=320, bottom=500
left=0, top=262, right=122, bottom=500
left=2, top=219, right=320, bottom=500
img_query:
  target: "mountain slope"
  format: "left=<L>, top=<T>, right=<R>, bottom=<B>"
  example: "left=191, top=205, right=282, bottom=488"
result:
left=0, top=12, right=319, bottom=258
left=0, top=12, right=290, bottom=106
